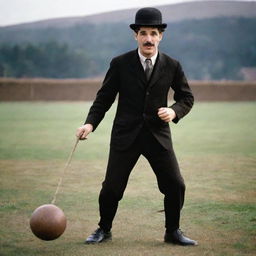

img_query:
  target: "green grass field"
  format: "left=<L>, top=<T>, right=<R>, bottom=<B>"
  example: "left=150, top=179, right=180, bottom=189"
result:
left=0, top=102, right=255, bottom=256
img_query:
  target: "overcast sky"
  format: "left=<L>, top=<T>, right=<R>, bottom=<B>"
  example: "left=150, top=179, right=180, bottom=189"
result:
left=0, top=0, right=254, bottom=26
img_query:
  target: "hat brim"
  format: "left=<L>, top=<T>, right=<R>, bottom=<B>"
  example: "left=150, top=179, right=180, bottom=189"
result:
left=130, top=23, right=167, bottom=30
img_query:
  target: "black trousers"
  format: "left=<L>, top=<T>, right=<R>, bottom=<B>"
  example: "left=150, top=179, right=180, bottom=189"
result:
left=98, top=127, right=185, bottom=233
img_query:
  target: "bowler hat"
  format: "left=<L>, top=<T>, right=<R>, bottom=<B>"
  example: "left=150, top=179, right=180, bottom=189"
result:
left=130, top=7, right=167, bottom=30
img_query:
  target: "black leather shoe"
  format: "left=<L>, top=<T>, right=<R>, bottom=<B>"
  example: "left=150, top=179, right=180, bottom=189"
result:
left=84, top=228, right=112, bottom=244
left=164, top=229, right=198, bottom=246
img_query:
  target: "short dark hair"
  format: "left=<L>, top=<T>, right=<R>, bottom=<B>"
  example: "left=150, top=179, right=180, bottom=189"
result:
left=133, top=26, right=165, bottom=34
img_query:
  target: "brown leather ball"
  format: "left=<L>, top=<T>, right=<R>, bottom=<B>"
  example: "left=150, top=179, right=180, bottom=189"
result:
left=30, top=204, right=67, bottom=241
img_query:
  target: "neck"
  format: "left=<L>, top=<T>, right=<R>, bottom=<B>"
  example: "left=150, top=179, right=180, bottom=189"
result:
left=138, top=49, right=158, bottom=59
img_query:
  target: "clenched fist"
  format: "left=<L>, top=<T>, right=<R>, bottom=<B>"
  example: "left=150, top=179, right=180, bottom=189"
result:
left=158, top=107, right=176, bottom=123
left=76, top=124, right=93, bottom=140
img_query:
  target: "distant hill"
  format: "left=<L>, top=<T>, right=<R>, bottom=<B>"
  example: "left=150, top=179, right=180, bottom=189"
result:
left=2, top=0, right=256, bottom=29
left=0, top=1, right=255, bottom=80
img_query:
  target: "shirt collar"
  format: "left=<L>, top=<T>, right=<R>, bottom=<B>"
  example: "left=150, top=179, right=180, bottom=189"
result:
left=138, top=49, right=158, bottom=66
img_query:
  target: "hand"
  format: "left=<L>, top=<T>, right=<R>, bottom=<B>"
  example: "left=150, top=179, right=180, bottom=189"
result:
left=158, top=107, right=176, bottom=123
left=76, top=124, right=93, bottom=140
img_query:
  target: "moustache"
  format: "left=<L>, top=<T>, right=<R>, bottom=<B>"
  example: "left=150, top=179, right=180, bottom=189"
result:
left=143, top=42, right=155, bottom=47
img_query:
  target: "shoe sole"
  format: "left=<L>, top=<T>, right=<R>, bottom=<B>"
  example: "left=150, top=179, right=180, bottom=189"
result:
left=84, top=237, right=112, bottom=244
left=164, top=239, right=198, bottom=246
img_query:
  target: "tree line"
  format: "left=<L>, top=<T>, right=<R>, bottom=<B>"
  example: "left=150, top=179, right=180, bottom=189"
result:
left=0, top=17, right=255, bottom=80
left=0, top=42, right=92, bottom=78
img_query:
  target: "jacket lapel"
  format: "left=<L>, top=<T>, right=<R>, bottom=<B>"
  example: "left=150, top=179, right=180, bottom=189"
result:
left=128, top=50, right=147, bottom=86
left=148, top=52, right=166, bottom=89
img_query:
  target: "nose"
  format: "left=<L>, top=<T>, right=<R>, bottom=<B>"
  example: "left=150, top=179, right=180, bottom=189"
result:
left=145, top=34, right=152, bottom=42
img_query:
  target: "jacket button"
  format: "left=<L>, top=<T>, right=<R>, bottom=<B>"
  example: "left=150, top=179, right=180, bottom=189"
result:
left=146, top=92, right=150, bottom=96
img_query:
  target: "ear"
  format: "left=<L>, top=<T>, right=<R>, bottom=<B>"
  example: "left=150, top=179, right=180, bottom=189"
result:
left=134, top=32, right=138, bottom=41
left=159, top=32, right=163, bottom=41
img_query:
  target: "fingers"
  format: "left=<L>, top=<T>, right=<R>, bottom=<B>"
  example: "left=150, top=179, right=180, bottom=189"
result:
left=76, top=124, right=93, bottom=140
left=158, top=108, right=169, bottom=118
left=158, top=108, right=175, bottom=122
left=158, top=108, right=169, bottom=122
left=76, top=127, right=87, bottom=140
left=79, top=132, right=87, bottom=140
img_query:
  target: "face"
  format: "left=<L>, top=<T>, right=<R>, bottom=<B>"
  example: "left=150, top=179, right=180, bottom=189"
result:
left=135, top=27, right=163, bottom=58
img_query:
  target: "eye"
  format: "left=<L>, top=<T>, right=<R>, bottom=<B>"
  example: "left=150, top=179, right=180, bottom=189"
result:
left=151, top=31, right=158, bottom=36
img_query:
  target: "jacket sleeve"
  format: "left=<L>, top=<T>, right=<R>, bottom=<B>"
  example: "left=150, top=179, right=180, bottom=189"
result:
left=84, top=59, right=119, bottom=131
left=169, top=61, right=194, bottom=123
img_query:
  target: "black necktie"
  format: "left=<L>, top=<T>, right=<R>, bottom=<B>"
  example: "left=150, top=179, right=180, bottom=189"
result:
left=145, top=58, right=153, bottom=81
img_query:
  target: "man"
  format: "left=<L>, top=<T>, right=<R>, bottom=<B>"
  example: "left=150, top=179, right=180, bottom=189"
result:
left=76, top=7, right=197, bottom=246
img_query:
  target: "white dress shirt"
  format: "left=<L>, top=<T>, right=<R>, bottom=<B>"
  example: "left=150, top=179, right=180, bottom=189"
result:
left=138, top=49, right=158, bottom=70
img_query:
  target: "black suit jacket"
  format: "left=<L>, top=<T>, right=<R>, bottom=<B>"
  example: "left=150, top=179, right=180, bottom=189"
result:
left=85, top=50, right=194, bottom=151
